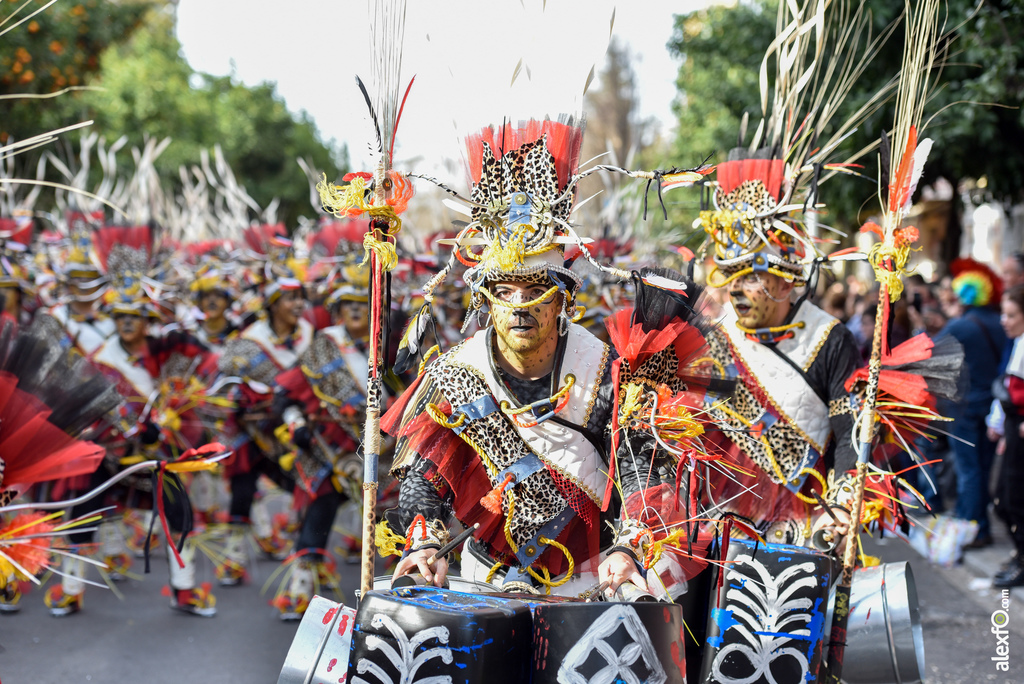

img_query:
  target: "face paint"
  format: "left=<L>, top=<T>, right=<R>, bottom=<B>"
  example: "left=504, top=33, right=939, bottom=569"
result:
left=490, top=281, right=562, bottom=369
left=115, top=314, right=147, bottom=347
left=728, top=272, right=792, bottom=329
left=200, top=292, right=229, bottom=319
left=341, top=301, right=370, bottom=339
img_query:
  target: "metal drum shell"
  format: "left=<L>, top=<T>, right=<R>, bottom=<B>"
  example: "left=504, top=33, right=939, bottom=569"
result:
left=277, top=595, right=346, bottom=684
left=825, top=561, right=926, bottom=684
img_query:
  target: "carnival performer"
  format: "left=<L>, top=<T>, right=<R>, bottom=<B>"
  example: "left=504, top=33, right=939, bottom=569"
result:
left=33, top=235, right=113, bottom=357
left=46, top=226, right=218, bottom=617
left=696, top=163, right=861, bottom=546
left=0, top=245, right=31, bottom=327
left=188, top=263, right=240, bottom=353
left=378, top=119, right=714, bottom=598
left=270, top=272, right=370, bottom=619
left=215, top=254, right=312, bottom=585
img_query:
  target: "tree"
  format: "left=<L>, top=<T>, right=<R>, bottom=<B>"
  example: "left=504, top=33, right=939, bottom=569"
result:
left=74, top=10, right=345, bottom=229
left=0, top=0, right=152, bottom=143
left=579, top=38, right=654, bottom=241
left=3, top=1, right=345, bottom=230
left=666, top=0, right=1024, bottom=255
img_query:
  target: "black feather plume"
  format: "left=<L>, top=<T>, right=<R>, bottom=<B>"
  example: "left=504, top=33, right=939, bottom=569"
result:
left=356, top=75, right=384, bottom=157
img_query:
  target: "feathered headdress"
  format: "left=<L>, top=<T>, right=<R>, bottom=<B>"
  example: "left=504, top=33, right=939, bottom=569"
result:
left=698, top=1, right=899, bottom=288
left=459, top=117, right=588, bottom=310
left=409, top=115, right=713, bottom=337
left=94, top=224, right=161, bottom=318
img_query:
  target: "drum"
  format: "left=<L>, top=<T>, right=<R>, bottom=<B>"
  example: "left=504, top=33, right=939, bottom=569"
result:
left=699, top=540, right=832, bottom=684
left=823, top=561, right=925, bottom=684
left=277, top=595, right=356, bottom=684
left=350, top=586, right=533, bottom=684
left=531, top=600, right=687, bottom=684
left=278, top=584, right=680, bottom=683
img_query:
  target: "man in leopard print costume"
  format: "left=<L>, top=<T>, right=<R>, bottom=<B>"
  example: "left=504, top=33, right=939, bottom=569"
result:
left=380, top=119, right=672, bottom=597
left=697, top=150, right=860, bottom=550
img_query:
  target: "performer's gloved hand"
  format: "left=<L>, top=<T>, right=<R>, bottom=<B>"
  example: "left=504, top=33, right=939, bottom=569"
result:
left=140, top=420, right=161, bottom=445
left=293, top=426, right=312, bottom=451
left=599, top=550, right=649, bottom=598
left=393, top=548, right=449, bottom=588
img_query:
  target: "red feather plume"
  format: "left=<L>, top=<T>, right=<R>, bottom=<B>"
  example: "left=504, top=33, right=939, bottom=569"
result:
left=0, top=513, right=55, bottom=577
left=309, top=220, right=369, bottom=257
left=888, top=125, right=917, bottom=212
left=243, top=224, right=288, bottom=256
left=715, top=158, right=785, bottom=201
left=465, top=118, right=585, bottom=190
left=93, top=225, right=152, bottom=271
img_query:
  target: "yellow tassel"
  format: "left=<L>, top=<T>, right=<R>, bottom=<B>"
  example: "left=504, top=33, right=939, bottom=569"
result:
left=375, top=520, right=407, bottom=557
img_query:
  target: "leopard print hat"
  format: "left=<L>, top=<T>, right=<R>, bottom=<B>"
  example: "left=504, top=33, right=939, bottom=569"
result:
left=699, top=154, right=814, bottom=288
left=460, top=119, right=585, bottom=310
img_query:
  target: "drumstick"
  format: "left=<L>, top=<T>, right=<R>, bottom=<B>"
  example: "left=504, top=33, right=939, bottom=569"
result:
left=812, top=491, right=842, bottom=525
left=426, top=523, right=480, bottom=565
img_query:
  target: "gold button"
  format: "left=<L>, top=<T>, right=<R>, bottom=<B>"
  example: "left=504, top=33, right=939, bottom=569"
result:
left=514, top=193, right=527, bottom=204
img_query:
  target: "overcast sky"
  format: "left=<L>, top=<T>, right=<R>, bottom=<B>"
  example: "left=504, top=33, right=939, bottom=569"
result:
left=176, top=0, right=710, bottom=176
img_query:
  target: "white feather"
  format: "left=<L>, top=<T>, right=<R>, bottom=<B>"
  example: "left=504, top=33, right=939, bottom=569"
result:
left=903, top=138, right=933, bottom=212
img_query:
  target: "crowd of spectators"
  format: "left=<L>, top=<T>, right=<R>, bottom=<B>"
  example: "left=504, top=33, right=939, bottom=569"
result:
left=814, top=254, right=1024, bottom=587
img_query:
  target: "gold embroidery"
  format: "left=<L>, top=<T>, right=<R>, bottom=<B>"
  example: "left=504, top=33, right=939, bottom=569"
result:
left=803, top=319, right=838, bottom=371
left=581, top=341, right=610, bottom=429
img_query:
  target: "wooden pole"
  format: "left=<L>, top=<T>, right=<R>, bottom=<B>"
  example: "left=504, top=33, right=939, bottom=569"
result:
left=359, top=171, right=388, bottom=600
left=824, top=271, right=889, bottom=683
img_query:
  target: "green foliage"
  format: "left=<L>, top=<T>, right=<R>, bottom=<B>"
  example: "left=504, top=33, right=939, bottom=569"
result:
left=656, top=1, right=777, bottom=248
left=0, top=0, right=151, bottom=140
left=79, top=14, right=345, bottom=228
left=665, top=0, right=1024, bottom=243
left=3, top=2, right=344, bottom=229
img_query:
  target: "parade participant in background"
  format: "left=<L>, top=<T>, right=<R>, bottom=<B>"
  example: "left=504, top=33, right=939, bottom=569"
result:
left=377, top=118, right=716, bottom=597
left=696, top=150, right=862, bottom=547
left=215, top=240, right=311, bottom=586
left=0, top=244, right=32, bottom=327
left=270, top=271, right=371, bottom=619
left=991, top=285, right=1024, bottom=587
left=189, top=263, right=239, bottom=352
left=46, top=225, right=218, bottom=617
left=939, top=258, right=1007, bottom=548
left=33, top=234, right=113, bottom=357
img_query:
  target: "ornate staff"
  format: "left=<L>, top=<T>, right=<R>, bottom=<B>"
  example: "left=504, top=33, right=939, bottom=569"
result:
left=318, top=0, right=414, bottom=599
left=825, top=1, right=942, bottom=680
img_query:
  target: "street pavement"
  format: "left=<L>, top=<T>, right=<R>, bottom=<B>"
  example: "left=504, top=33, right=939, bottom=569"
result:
left=0, top=526, right=1020, bottom=683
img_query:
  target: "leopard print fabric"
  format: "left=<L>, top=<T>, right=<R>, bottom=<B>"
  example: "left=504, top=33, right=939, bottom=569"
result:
left=30, top=312, right=65, bottom=346
left=705, top=329, right=811, bottom=484
left=300, top=333, right=365, bottom=424
left=421, top=354, right=568, bottom=552
left=470, top=134, right=571, bottom=223
left=219, top=338, right=280, bottom=385
left=160, top=352, right=195, bottom=382
left=715, top=179, right=778, bottom=220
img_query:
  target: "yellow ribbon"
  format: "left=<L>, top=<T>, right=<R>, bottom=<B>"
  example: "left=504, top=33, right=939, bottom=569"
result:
left=374, top=519, right=408, bottom=558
